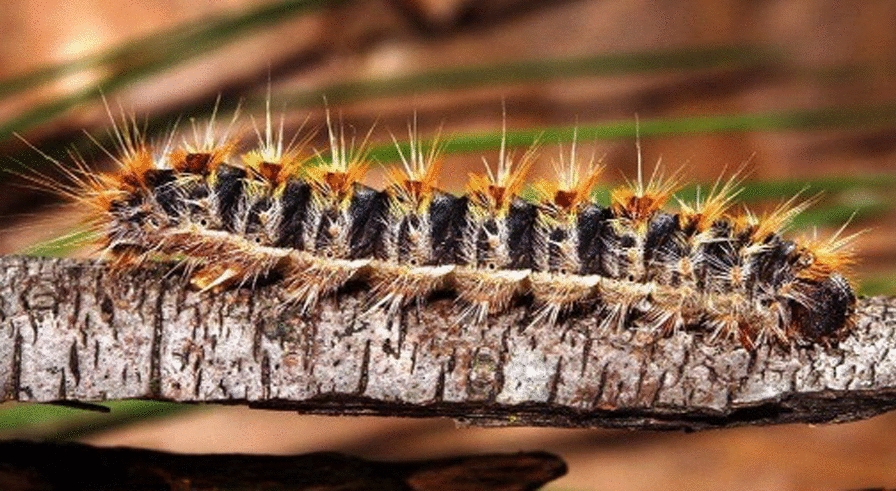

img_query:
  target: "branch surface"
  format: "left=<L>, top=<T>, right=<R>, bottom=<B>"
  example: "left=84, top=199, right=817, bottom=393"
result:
left=1, top=256, right=895, bottom=430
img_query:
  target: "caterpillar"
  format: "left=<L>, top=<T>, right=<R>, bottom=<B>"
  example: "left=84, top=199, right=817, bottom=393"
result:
left=22, top=105, right=858, bottom=350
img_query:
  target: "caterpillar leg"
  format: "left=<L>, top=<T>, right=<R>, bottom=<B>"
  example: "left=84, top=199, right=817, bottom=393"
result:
left=156, top=228, right=291, bottom=291
left=367, top=262, right=455, bottom=317
left=641, top=284, right=698, bottom=336
left=281, top=252, right=371, bottom=314
left=594, top=279, right=654, bottom=332
left=528, top=272, right=601, bottom=327
left=190, top=263, right=242, bottom=292
left=453, top=268, right=530, bottom=324
left=701, top=293, right=761, bottom=349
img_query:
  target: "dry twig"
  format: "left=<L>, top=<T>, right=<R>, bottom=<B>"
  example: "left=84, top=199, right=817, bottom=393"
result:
left=1, top=256, right=894, bottom=430
left=0, top=440, right=566, bottom=491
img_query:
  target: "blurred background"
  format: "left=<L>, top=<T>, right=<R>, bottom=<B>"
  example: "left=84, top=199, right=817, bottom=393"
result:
left=0, top=0, right=895, bottom=489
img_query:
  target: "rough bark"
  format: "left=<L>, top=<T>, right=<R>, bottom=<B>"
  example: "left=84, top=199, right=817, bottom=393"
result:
left=0, top=440, right=566, bottom=491
left=1, top=255, right=895, bottom=431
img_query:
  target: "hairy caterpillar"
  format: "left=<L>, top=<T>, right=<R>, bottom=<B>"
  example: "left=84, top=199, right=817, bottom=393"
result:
left=22, top=105, right=858, bottom=350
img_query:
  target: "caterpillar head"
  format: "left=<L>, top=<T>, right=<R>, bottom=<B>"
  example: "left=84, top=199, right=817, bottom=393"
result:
left=786, top=274, right=856, bottom=342
left=775, top=226, right=859, bottom=343
left=104, top=193, right=175, bottom=258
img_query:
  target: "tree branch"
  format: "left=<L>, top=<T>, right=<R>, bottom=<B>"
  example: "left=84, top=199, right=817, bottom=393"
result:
left=1, top=255, right=894, bottom=431
left=0, top=441, right=566, bottom=491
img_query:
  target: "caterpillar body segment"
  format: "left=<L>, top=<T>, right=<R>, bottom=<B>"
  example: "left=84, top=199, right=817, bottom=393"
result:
left=455, top=137, right=537, bottom=323
left=366, top=125, right=465, bottom=316
left=33, top=110, right=860, bottom=349
left=528, top=150, right=606, bottom=327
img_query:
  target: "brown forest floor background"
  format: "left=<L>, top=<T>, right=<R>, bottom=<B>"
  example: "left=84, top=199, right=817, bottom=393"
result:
left=1, top=1, right=896, bottom=490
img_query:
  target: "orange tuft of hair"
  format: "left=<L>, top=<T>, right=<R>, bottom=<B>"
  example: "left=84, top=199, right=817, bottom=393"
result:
left=14, top=106, right=155, bottom=218
left=677, top=170, right=744, bottom=232
left=305, top=110, right=373, bottom=200
left=170, top=144, right=236, bottom=175
left=109, top=147, right=157, bottom=192
left=169, top=94, right=242, bottom=175
left=241, top=106, right=315, bottom=188
left=741, top=192, right=818, bottom=242
left=610, top=163, right=680, bottom=224
left=386, top=119, right=443, bottom=210
left=532, top=138, right=602, bottom=214
left=87, top=106, right=158, bottom=194
left=794, top=223, right=861, bottom=281
left=467, top=133, right=537, bottom=215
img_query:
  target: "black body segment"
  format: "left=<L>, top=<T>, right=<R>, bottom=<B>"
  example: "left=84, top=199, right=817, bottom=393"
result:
left=276, top=180, right=311, bottom=248
left=576, top=204, right=611, bottom=275
left=211, top=164, right=247, bottom=232
left=595, top=219, right=638, bottom=280
left=348, top=185, right=387, bottom=259
left=746, top=236, right=796, bottom=292
left=642, top=211, right=687, bottom=286
left=693, top=220, right=738, bottom=292
left=429, top=193, right=468, bottom=265
left=145, top=169, right=181, bottom=217
left=505, top=200, right=538, bottom=270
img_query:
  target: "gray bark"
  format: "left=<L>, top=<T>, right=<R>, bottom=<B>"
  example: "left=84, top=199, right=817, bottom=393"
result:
left=1, top=255, right=894, bottom=431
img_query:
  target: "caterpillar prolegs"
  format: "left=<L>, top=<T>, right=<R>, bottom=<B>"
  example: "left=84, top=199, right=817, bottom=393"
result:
left=29, top=107, right=858, bottom=349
